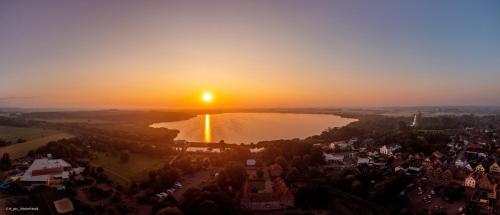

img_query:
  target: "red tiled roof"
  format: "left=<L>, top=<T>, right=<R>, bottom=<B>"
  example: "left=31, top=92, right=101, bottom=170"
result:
left=468, top=144, right=481, bottom=150
left=32, top=167, right=64, bottom=176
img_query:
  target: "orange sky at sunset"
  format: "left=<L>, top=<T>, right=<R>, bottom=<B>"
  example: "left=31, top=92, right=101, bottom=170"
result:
left=1, top=1, right=499, bottom=109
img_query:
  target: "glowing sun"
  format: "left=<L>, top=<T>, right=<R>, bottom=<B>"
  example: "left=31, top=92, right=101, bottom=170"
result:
left=201, top=91, right=214, bottom=103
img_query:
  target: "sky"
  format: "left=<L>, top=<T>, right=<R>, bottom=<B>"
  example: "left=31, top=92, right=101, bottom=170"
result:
left=1, top=0, right=499, bottom=109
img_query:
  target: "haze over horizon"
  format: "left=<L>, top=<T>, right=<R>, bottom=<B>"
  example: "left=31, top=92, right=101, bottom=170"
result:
left=1, top=0, right=500, bottom=109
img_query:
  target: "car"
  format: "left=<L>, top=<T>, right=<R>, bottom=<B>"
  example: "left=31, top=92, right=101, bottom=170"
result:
left=156, top=192, right=168, bottom=198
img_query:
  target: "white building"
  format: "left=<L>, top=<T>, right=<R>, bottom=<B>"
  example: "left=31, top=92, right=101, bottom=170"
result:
left=380, top=145, right=401, bottom=155
left=20, top=158, right=74, bottom=185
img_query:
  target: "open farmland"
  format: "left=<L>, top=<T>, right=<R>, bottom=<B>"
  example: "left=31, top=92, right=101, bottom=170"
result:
left=0, top=126, right=60, bottom=143
left=1, top=133, right=73, bottom=159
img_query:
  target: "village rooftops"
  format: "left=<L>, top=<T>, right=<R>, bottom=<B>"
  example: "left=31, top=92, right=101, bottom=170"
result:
left=21, top=158, right=71, bottom=182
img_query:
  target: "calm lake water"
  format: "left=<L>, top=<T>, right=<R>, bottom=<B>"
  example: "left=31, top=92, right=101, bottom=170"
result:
left=150, top=112, right=356, bottom=144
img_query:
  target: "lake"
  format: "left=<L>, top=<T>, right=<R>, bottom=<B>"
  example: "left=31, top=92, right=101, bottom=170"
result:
left=150, top=112, right=356, bottom=144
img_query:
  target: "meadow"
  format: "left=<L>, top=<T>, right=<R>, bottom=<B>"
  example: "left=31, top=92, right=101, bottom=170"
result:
left=0, top=126, right=60, bottom=143
left=90, top=152, right=168, bottom=186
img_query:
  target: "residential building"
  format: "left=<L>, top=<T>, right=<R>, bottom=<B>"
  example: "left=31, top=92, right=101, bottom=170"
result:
left=464, top=175, right=476, bottom=188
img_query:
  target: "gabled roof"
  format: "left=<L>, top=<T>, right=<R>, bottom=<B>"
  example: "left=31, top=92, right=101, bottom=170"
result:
left=490, top=162, right=500, bottom=171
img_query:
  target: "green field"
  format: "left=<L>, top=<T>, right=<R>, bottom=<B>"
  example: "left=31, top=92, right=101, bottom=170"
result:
left=31, top=118, right=111, bottom=124
left=0, top=126, right=60, bottom=143
left=1, top=133, right=73, bottom=159
left=91, top=152, right=168, bottom=186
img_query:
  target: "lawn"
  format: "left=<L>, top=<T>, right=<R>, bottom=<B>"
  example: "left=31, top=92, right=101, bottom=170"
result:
left=91, top=152, right=168, bottom=186
left=0, top=126, right=60, bottom=143
left=1, top=133, right=73, bottom=159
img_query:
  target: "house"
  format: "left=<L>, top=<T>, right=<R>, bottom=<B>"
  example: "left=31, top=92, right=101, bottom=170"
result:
left=357, top=157, right=370, bottom=166
left=431, top=151, right=446, bottom=161
left=490, top=162, right=500, bottom=174
left=329, top=141, right=351, bottom=151
left=455, top=157, right=467, bottom=167
left=408, top=156, right=423, bottom=172
left=464, top=175, right=476, bottom=188
left=477, top=175, right=497, bottom=200
left=241, top=177, right=294, bottom=211
left=443, top=170, right=453, bottom=183
left=427, top=166, right=453, bottom=186
left=323, top=153, right=344, bottom=165
left=465, top=164, right=473, bottom=172
left=475, top=164, right=485, bottom=174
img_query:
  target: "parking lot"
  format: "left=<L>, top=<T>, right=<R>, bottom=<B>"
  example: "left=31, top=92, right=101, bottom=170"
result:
left=407, top=183, right=468, bottom=214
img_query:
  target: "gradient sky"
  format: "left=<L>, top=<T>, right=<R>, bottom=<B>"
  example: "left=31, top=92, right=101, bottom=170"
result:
left=1, top=0, right=499, bottom=108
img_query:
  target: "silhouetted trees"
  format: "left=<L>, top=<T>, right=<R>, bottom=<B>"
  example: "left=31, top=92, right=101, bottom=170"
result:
left=0, top=153, right=11, bottom=170
left=217, top=162, right=247, bottom=190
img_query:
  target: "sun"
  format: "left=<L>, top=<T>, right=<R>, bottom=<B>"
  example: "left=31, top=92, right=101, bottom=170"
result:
left=201, top=91, right=214, bottom=103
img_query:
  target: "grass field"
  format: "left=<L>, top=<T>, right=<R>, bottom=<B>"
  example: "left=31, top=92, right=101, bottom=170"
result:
left=1, top=133, right=73, bottom=159
left=31, top=118, right=111, bottom=124
left=0, top=126, right=60, bottom=143
left=91, top=152, right=168, bottom=186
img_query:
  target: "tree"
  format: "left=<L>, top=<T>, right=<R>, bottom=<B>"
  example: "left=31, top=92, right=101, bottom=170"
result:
left=275, top=156, right=287, bottom=169
left=120, top=151, right=130, bottom=163
left=183, top=188, right=201, bottom=201
left=351, top=180, right=363, bottom=194
left=148, top=170, right=157, bottom=184
left=256, top=169, right=264, bottom=178
left=199, top=200, right=218, bottom=215
left=96, top=167, right=104, bottom=174
left=223, top=163, right=247, bottom=190
left=156, top=207, right=183, bottom=215
left=0, top=153, right=12, bottom=171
